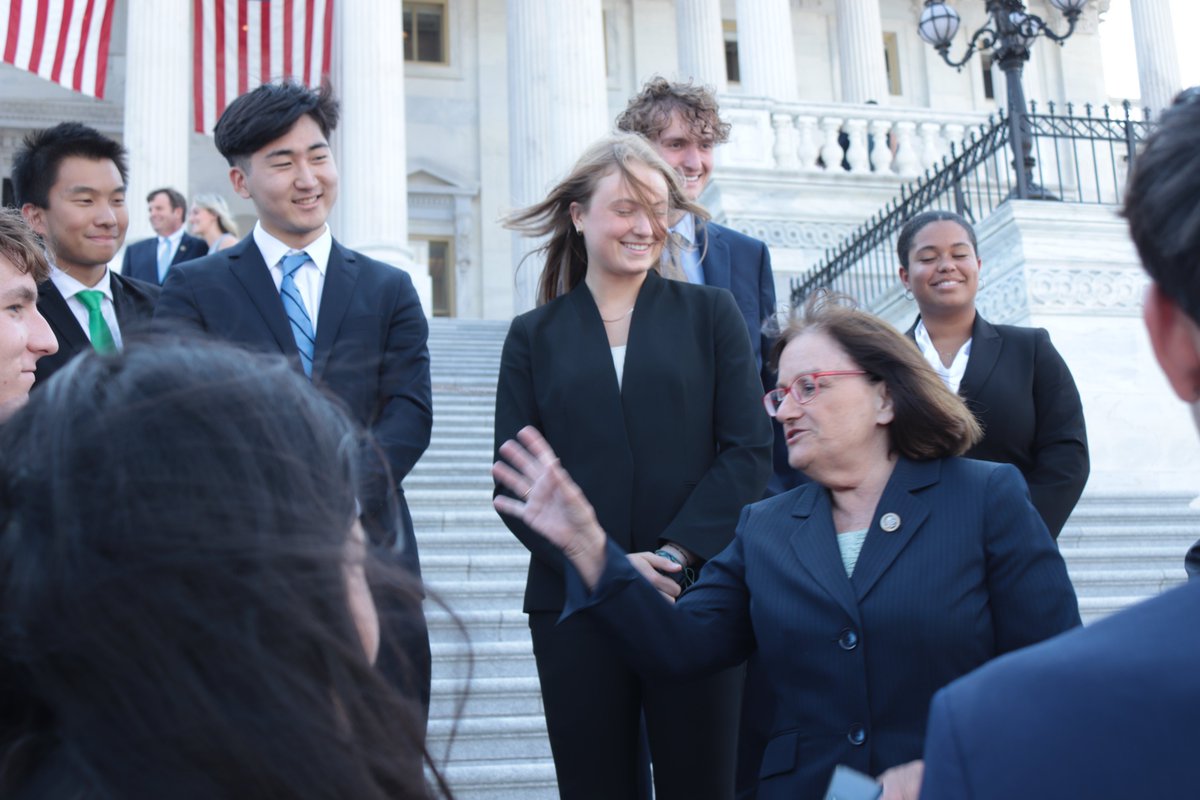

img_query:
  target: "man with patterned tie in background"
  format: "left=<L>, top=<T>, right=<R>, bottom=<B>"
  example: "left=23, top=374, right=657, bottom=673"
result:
left=155, top=80, right=433, bottom=718
left=121, top=187, right=209, bottom=285
left=12, top=123, right=160, bottom=386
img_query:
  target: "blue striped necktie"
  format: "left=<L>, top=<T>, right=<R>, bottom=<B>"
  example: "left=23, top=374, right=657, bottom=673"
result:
left=279, top=251, right=315, bottom=377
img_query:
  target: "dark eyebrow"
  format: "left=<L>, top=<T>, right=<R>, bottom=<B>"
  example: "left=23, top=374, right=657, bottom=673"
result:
left=263, top=142, right=330, bottom=160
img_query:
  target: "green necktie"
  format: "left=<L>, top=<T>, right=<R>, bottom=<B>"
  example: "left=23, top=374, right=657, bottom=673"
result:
left=75, top=290, right=116, bottom=354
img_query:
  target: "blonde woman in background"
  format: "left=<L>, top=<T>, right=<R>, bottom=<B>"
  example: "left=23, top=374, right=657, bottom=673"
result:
left=189, top=193, right=240, bottom=251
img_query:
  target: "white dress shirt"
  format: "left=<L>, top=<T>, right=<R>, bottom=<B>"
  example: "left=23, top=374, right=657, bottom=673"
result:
left=51, top=265, right=124, bottom=349
left=254, top=222, right=332, bottom=334
left=913, top=320, right=972, bottom=394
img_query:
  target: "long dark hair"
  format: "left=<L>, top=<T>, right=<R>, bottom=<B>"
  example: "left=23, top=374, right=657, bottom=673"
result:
left=0, top=338, right=446, bottom=799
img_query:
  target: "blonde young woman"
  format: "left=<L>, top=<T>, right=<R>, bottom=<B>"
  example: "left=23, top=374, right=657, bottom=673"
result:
left=494, top=133, right=773, bottom=799
left=188, top=193, right=240, bottom=251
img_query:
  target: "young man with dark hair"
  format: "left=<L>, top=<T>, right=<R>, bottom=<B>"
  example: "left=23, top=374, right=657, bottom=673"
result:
left=155, top=81, right=433, bottom=715
left=121, top=187, right=209, bottom=285
left=914, top=89, right=1200, bottom=799
left=13, top=122, right=159, bottom=386
left=0, top=208, right=58, bottom=419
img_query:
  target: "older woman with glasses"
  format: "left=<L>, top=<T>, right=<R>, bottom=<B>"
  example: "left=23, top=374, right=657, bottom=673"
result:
left=494, top=294, right=1080, bottom=800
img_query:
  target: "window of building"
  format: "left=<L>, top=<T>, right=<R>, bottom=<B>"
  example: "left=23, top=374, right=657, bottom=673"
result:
left=883, top=32, right=902, bottom=96
left=403, top=2, right=447, bottom=64
left=723, top=20, right=740, bottom=84
left=981, top=53, right=996, bottom=100
left=425, top=238, right=454, bottom=318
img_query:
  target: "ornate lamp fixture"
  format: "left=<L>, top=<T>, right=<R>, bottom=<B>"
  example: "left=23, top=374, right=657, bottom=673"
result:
left=917, top=0, right=1088, bottom=198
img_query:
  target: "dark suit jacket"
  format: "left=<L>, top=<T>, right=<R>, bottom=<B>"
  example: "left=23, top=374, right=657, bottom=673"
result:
left=33, top=272, right=161, bottom=386
left=906, top=313, right=1089, bottom=537
left=121, top=232, right=209, bottom=284
left=699, top=220, right=776, bottom=378
left=494, top=270, right=773, bottom=612
left=154, top=235, right=432, bottom=575
left=922, top=578, right=1200, bottom=800
left=562, top=456, right=1081, bottom=799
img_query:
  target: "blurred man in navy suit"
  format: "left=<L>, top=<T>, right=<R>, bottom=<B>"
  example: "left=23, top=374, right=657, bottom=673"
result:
left=121, top=187, right=208, bottom=284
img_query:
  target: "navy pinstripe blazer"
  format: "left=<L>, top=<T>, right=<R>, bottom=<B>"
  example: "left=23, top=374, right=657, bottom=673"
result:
left=562, top=455, right=1081, bottom=799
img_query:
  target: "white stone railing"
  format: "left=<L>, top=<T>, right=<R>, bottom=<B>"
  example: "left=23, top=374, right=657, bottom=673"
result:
left=716, top=95, right=995, bottom=178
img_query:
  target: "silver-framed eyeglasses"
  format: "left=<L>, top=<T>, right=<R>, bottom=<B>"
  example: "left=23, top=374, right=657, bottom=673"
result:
left=762, top=370, right=868, bottom=417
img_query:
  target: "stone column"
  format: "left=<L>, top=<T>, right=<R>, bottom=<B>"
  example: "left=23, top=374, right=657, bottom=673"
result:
left=835, top=0, right=888, bottom=104
left=735, top=0, right=798, bottom=101
left=676, top=0, right=726, bottom=91
left=122, top=0, right=190, bottom=245
left=338, top=0, right=423, bottom=291
left=507, top=0, right=607, bottom=312
left=1131, top=0, right=1181, bottom=114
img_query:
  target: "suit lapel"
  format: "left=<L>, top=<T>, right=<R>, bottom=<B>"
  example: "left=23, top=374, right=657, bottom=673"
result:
left=171, top=235, right=198, bottom=266
left=787, top=484, right=862, bottom=623
left=37, top=280, right=89, bottom=355
left=699, top=223, right=731, bottom=290
left=312, top=242, right=359, bottom=379
left=110, top=273, right=135, bottom=325
left=227, top=238, right=296, bottom=355
left=958, top=313, right=1001, bottom=399
left=849, top=457, right=936, bottom=601
left=566, top=280, right=631, bottom=449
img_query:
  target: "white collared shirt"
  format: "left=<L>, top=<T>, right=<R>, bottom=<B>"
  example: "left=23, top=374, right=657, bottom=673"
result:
left=669, top=213, right=705, bottom=285
left=51, top=264, right=124, bottom=349
left=914, top=319, right=972, bottom=394
left=254, top=221, right=332, bottom=333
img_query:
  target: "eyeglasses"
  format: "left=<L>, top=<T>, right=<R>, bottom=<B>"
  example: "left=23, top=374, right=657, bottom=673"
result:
left=762, top=371, right=868, bottom=417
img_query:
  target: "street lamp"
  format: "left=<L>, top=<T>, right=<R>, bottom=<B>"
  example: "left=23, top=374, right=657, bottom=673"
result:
left=917, top=0, right=1088, bottom=199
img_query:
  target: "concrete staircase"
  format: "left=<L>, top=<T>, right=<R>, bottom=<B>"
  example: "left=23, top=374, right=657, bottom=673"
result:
left=410, top=318, right=1199, bottom=799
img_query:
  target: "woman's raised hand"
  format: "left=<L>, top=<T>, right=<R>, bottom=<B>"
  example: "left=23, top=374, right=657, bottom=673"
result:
left=493, top=427, right=608, bottom=586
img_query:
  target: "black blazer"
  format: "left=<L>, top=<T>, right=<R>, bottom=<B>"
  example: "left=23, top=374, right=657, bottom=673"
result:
left=494, top=271, right=773, bottom=612
left=33, top=272, right=161, bottom=386
left=154, top=235, right=432, bottom=574
left=698, top=221, right=776, bottom=380
left=907, top=313, right=1089, bottom=537
left=922, top=578, right=1200, bottom=799
left=121, top=232, right=209, bottom=284
left=562, top=456, right=1081, bottom=799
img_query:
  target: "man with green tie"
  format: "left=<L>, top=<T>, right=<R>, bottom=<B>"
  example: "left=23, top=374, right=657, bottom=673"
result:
left=12, top=122, right=159, bottom=386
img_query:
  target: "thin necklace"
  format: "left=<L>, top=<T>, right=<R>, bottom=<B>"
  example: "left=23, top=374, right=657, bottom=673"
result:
left=600, top=306, right=634, bottom=324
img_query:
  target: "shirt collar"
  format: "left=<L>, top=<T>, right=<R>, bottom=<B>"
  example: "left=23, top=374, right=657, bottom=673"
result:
left=50, top=262, right=114, bottom=301
left=670, top=212, right=697, bottom=245
left=253, top=221, right=332, bottom=276
left=161, top=225, right=185, bottom=247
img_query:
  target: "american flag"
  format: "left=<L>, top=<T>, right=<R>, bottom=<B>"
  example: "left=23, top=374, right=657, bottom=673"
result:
left=193, top=0, right=334, bottom=134
left=1, top=0, right=117, bottom=98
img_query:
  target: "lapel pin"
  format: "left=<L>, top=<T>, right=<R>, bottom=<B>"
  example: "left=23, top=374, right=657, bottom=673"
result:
left=880, top=512, right=901, bottom=533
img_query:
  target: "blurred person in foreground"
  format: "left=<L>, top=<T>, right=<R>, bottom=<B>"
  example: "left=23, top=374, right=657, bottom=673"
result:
left=494, top=293, right=1079, bottom=799
left=0, top=339, right=444, bottom=799
left=918, top=87, right=1200, bottom=800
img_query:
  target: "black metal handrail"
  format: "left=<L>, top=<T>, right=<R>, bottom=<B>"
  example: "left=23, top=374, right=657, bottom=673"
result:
left=791, top=101, right=1152, bottom=310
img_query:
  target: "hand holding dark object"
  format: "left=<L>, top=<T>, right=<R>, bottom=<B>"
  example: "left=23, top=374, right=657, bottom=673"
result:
left=492, top=426, right=610, bottom=589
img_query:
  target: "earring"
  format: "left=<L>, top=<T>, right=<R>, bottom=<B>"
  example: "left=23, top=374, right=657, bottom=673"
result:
left=575, top=226, right=583, bottom=235
left=903, top=288, right=914, bottom=302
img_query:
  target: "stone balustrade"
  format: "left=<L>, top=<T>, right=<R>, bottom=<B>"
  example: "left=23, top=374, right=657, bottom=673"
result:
left=717, top=96, right=993, bottom=178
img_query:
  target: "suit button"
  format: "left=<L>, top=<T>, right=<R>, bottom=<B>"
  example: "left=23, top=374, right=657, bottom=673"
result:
left=838, top=629, right=858, bottom=650
left=847, top=726, right=867, bottom=746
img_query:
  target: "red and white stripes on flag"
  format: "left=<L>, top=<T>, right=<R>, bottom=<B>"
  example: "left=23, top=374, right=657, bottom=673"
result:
left=193, top=0, right=334, bottom=135
left=1, top=0, right=117, bottom=98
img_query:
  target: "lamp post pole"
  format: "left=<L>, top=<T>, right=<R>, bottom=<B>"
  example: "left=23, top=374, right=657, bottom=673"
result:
left=918, top=0, right=1085, bottom=200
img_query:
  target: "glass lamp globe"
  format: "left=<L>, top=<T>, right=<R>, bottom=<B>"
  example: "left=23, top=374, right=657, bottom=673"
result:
left=918, top=1, right=961, bottom=48
left=1048, top=0, right=1089, bottom=13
